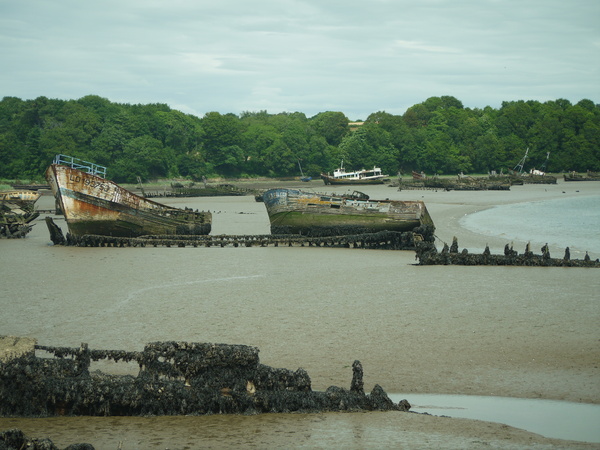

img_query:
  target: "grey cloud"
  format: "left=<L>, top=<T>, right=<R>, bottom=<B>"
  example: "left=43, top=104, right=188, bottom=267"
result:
left=0, top=0, right=597, bottom=120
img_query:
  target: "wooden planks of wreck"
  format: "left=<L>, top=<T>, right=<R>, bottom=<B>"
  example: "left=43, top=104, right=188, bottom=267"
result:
left=45, top=217, right=435, bottom=250
left=415, top=237, right=600, bottom=268
left=0, top=339, right=410, bottom=417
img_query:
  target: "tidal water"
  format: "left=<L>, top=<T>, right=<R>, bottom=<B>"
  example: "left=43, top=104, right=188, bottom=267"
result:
left=1, top=186, right=599, bottom=448
left=461, top=195, right=600, bottom=256
left=390, top=394, right=600, bottom=443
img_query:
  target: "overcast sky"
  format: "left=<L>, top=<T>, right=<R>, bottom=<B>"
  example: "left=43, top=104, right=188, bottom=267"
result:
left=1, top=0, right=598, bottom=120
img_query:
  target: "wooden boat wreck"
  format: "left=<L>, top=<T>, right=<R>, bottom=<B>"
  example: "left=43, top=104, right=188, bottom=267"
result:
left=508, top=149, right=557, bottom=184
left=415, top=237, right=600, bottom=268
left=563, top=171, right=600, bottom=182
left=45, top=154, right=211, bottom=237
left=143, top=183, right=255, bottom=198
left=0, top=190, right=40, bottom=238
left=398, top=174, right=511, bottom=191
left=320, top=161, right=389, bottom=185
left=0, top=337, right=409, bottom=417
left=262, top=188, right=435, bottom=237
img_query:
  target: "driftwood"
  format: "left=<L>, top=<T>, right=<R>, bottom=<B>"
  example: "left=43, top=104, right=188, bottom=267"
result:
left=415, top=237, right=600, bottom=267
left=0, top=339, right=409, bottom=418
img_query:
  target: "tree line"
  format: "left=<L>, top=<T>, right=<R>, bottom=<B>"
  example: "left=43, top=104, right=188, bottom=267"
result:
left=0, top=94, right=598, bottom=183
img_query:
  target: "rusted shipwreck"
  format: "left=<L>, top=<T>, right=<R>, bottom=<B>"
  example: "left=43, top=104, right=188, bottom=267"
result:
left=0, top=337, right=409, bottom=417
left=45, top=154, right=211, bottom=238
left=415, top=238, right=600, bottom=267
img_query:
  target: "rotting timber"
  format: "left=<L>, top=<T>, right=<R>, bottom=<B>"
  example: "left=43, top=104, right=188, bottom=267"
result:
left=0, top=190, right=40, bottom=238
left=415, top=237, right=600, bottom=267
left=44, top=217, right=435, bottom=250
left=0, top=337, right=410, bottom=417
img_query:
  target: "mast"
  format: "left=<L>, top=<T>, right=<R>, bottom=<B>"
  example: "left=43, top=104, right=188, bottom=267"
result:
left=513, top=148, right=529, bottom=174
left=297, top=160, right=305, bottom=177
left=540, top=152, right=550, bottom=171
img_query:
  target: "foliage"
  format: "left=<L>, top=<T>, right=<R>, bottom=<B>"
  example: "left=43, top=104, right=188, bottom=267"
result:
left=0, top=95, right=598, bottom=182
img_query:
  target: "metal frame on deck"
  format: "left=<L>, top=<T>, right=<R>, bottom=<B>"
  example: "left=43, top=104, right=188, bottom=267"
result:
left=53, top=154, right=107, bottom=178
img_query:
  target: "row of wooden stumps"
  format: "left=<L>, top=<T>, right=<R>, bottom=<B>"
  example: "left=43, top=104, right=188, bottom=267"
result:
left=415, top=236, right=600, bottom=267
left=45, top=217, right=425, bottom=250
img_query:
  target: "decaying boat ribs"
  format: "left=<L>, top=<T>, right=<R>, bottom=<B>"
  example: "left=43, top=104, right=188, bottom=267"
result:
left=415, top=237, right=600, bottom=267
left=0, top=190, right=40, bottom=238
left=45, top=216, right=435, bottom=250
left=0, top=338, right=409, bottom=417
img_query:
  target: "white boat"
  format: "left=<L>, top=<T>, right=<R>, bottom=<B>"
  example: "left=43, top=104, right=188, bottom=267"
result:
left=320, top=161, right=388, bottom=185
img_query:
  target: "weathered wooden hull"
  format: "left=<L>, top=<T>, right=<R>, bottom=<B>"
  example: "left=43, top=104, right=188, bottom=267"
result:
left=564, top=174, right=600, bottom=182
left=0, top=190, right=42, bottom=203
left=263, top=188, right=434, bottom=236
left=45, top=164, right=211, bottom=237
left=320, top=174, right=386, bottom=185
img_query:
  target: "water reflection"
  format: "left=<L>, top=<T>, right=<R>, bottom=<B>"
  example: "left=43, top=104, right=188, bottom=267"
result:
left=390, top=394, right=600, bottom=443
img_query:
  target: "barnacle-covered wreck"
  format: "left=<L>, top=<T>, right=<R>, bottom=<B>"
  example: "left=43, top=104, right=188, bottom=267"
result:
left=415, top=238, right=600, bottom=267
left=0, top=337, right=409, bottom=417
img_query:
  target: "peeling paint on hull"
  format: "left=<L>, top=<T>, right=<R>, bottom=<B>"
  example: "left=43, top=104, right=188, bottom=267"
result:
left=45, top=165, right=211, bottom=237
left=263, top=188, right=434, bottom=236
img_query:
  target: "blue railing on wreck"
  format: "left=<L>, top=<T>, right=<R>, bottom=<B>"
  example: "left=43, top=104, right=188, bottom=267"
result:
left=53, top=154, right=107, bottom=178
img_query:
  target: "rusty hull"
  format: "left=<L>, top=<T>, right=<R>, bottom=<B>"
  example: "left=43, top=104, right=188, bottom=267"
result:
left=45, top=164, right=211, bottom=237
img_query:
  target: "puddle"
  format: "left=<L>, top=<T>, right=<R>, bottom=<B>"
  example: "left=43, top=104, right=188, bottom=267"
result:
left=390, top=394, right=600, bottom=443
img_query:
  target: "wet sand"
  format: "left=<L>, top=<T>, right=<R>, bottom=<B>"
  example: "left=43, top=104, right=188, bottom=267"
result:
left=1, top=179, right=599, bottom=448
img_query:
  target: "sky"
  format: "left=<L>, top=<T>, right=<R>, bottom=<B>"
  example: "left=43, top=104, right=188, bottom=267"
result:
left=1, top=0, right=599, bottom=120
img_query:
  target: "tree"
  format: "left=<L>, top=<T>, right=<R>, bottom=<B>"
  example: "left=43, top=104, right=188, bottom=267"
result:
left=309, top=111, right=349, bottom=147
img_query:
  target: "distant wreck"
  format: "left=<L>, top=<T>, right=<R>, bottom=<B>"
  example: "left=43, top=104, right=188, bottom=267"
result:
left=0, top=337, right=409, bottom=417
left=415, top=238, right=600, bottom=267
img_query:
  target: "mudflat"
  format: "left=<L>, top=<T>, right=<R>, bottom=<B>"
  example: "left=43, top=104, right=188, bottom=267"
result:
left=0, top=179, right=598, bottom=448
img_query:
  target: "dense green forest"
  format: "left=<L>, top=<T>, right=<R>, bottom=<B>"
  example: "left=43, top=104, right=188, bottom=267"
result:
left=1, top=95, right=598, bottom=183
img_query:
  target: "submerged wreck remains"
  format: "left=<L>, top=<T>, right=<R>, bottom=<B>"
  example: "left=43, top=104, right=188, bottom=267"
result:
left=262, top=188, right=434, bottom=237
left=415, top=238, right=600, bottom=267
left=398, top=174, right=511, bottom=191
left=0, top=336, right=409, bottom=417
left=0, top=190, right=40, bottom=238
left=563, top=171, right=600, bottom=182
left=45, top=154, right=211, bottom=237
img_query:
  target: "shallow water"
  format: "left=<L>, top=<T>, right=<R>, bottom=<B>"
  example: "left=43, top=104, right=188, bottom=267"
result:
left=461, top=195, right=600, bottom=256
left=390, top=394, right=600, bottom=443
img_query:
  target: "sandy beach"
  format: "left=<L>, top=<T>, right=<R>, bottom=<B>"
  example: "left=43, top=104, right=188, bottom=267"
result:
left=1, top=179, right=599, bottom=448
